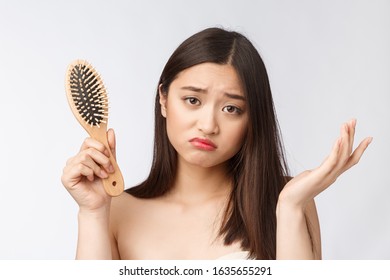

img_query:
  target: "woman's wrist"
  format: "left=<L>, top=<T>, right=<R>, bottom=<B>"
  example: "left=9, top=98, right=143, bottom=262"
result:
left=78, top=203, right=111, bottom=219
left=76, top=205, right=112, bottom=260
left=276, top=193, right=307, bottom=216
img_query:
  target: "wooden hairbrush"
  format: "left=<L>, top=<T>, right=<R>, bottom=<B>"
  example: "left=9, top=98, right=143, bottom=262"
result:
left=65, top=59, right=124, bottom=196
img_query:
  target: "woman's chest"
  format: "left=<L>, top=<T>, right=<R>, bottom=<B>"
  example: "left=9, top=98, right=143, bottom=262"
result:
left=114, top=201, right=241, bottom=259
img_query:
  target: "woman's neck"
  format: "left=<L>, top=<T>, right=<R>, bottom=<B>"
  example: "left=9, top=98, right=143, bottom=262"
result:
left=167, top=156, right=232, bottom=205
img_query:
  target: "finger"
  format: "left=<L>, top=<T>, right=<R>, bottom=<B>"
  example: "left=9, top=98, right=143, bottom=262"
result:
left=107, top=128, right=116, bottom=160
left=77, top=162, right=107, bottom=181
left=80, top=137, right=110, bottom=158
left=87, top=174, right=95, bottom=182
left=338, top=123, right=351, bottom=166
left=343, top=137, right=373, bottom=172
left=63, top=163, right=97, bottom=189
left=319, top=136, right=342, bottom=176
left=80, top=149, right=113, bottom=175
left=348, top=119, right=356, bottom=155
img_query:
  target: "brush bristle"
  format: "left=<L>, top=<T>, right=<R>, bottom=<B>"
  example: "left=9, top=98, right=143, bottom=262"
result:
left=69, top=62, right=108, bottom=127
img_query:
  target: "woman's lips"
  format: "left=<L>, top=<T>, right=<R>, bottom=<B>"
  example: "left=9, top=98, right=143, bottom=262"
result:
left=189, top=138, right=217, bottom=151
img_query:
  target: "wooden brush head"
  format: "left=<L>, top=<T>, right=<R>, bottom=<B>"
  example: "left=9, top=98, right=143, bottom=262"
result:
left=65, top=60, right=124, bottom=197
left=65, top=60, right=109, bottom=133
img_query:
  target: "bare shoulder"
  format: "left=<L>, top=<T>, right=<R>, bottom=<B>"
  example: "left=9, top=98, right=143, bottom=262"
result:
left=110, top=191, right=146, bottom=224
left=109, top=191, right=164, bottom=234
left=110, top=192, right=134, bottom=234
left=109, top=191, right=148, bottom=259
left=111, top=191, right=138, bottom=209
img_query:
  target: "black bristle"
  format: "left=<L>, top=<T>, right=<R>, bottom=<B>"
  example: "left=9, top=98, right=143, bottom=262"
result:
left=69, top=63, right=108, bottom=126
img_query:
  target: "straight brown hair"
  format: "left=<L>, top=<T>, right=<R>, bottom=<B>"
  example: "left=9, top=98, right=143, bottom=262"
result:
left=126, top=27, right=289, bottom=259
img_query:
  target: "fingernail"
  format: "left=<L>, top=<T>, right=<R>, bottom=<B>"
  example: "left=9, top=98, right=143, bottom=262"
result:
left=367, top=137, right=373, bottom=144
left=108, top=164, right=115, bottom=173
left=100, top=170, right=108, bottom=178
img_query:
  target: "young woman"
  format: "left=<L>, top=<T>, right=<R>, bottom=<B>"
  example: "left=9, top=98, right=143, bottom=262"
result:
left=61, top=27, right=372, bottom=260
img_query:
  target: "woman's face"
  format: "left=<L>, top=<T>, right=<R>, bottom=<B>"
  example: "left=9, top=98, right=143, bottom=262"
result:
left=160, top=62, right=248, bottom=168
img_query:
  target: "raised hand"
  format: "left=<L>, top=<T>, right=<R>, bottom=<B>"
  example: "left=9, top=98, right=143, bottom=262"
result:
left=61, top=129, right=117, bottom=212
left=279, top=119, right=373, bottom=209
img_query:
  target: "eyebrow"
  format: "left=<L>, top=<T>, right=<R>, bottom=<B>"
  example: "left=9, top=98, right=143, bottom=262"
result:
left=225, top=93, right=246, bottom=101
left=181, top=86, right=206, bottom=93
left=181, top=86, right=246, bottom=101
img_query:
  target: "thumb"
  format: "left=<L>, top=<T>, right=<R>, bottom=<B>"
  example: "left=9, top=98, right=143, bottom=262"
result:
left=107, top=128, right=116, bottom=160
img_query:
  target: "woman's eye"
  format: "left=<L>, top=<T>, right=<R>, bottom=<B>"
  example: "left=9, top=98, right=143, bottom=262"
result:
left=185, top=97, right=200, bottom=105
left=223, top=105, right=242, bottom=114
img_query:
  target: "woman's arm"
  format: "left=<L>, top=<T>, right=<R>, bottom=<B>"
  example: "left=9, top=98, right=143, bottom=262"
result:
left=61, top=129, right=119, bottom=259
left=77, top=206, right=112, bottom=259
left=276, top=198, right=321, bottom=259
left=276, top=119, right=372, bottom=259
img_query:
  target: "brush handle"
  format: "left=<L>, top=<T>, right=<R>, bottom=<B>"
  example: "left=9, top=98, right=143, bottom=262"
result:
left=65, top=60, right=124, bottom=196
left=93, top=131, right=124, bottom=197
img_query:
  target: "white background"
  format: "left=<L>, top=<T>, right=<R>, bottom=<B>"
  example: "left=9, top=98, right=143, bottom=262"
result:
left=0, top=0, right=389, bottom=259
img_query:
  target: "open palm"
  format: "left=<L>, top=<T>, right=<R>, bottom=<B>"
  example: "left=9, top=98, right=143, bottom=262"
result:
left=279, top=119, right=372, bottom=208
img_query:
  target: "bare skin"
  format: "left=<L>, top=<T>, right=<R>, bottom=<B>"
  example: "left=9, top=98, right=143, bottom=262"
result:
left=277, top=119, right=372, bottom=259
left=61, top=63, right=372, bottom=260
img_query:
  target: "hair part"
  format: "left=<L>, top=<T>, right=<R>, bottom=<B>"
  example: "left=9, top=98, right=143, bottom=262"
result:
left=127, top=27, right=290, bottom=259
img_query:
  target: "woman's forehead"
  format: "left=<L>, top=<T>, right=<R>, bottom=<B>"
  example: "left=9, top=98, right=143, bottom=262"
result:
left=171, top=62, right=244, bottom=94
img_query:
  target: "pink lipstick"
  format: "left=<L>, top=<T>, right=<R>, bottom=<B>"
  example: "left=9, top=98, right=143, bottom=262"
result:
left=189, top=138, right=217, bottom=151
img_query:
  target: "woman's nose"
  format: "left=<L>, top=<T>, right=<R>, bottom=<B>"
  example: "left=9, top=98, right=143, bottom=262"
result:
left=197, top=106, right=219, bottom=135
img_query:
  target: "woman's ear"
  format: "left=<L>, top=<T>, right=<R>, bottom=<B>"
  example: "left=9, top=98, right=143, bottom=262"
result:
left=159, top=84, right=167, bottom=118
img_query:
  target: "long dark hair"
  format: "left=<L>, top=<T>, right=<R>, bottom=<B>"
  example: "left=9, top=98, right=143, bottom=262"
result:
left=126, top=27, right=290, bottom=259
